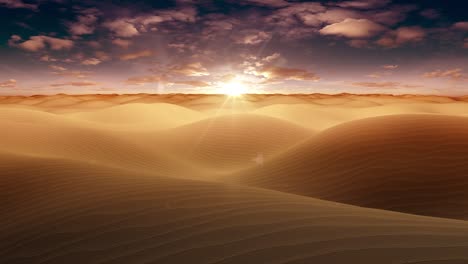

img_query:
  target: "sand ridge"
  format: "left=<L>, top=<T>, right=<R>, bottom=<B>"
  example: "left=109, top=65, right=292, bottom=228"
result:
left=233, top=114, right=468, bottom=220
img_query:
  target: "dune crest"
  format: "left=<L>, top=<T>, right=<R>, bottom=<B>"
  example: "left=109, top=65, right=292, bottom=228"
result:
left=234, top=114, right=468, bottom=219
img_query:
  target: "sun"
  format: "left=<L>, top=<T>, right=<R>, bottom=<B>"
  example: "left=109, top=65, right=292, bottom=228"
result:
left=220, top=81, right=247, bottom=97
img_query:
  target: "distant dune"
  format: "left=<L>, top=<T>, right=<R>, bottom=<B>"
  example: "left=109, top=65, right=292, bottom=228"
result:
left=2, top=94, right=468, bottom=263
left=155, top=114, right=312, bottom=171
left=68, top=103, right=204, bottom=130
left=234, top=115, right=468, bottom=220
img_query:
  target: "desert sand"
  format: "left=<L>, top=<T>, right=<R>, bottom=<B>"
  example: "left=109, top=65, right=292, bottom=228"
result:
left=2, top=93, right=468, bottom=263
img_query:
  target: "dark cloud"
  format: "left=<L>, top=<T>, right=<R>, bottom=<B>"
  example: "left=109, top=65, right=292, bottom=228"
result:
left=376, top=26, right=426, bottom=48
left=334, top=0, right=392, bottom=10
left=67, top=8, right=100, bottom=36
left=420, top=9, right=440, bottom=20
left=237, top=0, right=290, bottom=8
left=0, top=0, right=37, bottom=10
left=453, top=22, right=468, bottom=31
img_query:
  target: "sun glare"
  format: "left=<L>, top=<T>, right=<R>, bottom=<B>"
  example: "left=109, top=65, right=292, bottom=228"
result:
left=220, top=81, right=247, bottom=97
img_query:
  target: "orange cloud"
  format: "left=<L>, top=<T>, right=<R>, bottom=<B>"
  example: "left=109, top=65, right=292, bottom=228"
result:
left=50, top=81, right=99, bottom=87
left=103, top=19, right=139, bottom=37
left=81, top=58, right=102, bottom=65
left=320, top=18, right=386, bottom=38
left=382, top=64, right=398, bottom=69
left=49, top=65, right=91, bottom=78
left=170, top=62, right=209, bottom=76
left=125, top=75, right=165, bottom=85
left=233, top=30, right=272, bottom=45
left=260, top=66, right=320, bottom=81
left=352, top=82, right=399, bottom=88
left=112, top=38, right=132, bottom=48
left=0, top=79, right=17, bottom=88
left=175, top=80, right=210, bottom=87
left=9, top=35, right=74, bottom=52
left=423, top=69, right=464, bottom=80
left=119, top=50, right=154, bottom=61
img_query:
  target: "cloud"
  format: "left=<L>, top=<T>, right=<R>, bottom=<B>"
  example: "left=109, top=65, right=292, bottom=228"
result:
left=348, top=39, right=368, bottom=48
left=9, top=35, right=74, bottom=52
left=382, top=64, right=398, bottom=69
left=366, top=73, right=381, bottom=78
left=49, top=65, right=91, bottom=78
left=369, top=5, right=416, bottom=26
left=104, top=7, right=197, bottom=38
left=40, top=55, right=57, bottom=62
left=112, top=38, right=132, bottom=48
left=68, top=8, right=100, bottom=36
left=175, top=80, right=210, bottom=87
left=265, top=2, right=326, bottom=28
left=453, top=22, right=468, bottom=31
left=125, top=75, right=165, bottom=85
left=352, top=81, right=400, bottom=88
left=0, top=0, right=37, bottom=10
left=243, top=52, right=284, bottom=76
left=201, top=15, right=238, bottom=40
left=49, top=65, right=67, bottom=71
left=423, top=69, right=464, bottom=80
left=170, top=62, right=209, bottom=76
left=81, top=58, right=102, bottom=65
left=233, top=30, right=272, bottom=45
left=0, top=79, right=17, bottom=88
left=239, top=0, right=290, bottom=8
left=420, top=9, right=440, bottom=19
left=313, top=8, right=361, bottom=25
left=103, top=19, right=139, bottom=37
left=157, top=7, right=197, bottom=23
left=258, top=66, right=320, bottom=81
left=320, top=18, right=386, bottom=38
left=50, top=81, right=99, bottom=87
left=95, top=51, right=110, bottom=61
left=465, top=38, right=468, bottom=49
left=119, top=50, right=154, bottom=61
left=376, top=26, right=426, bottom=48
left=168, top=43, right=193, bottom=52
left=336, top=0, right=391, bottom=9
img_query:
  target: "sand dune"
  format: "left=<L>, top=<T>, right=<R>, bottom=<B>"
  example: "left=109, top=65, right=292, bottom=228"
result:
left=2, top=94, right=468, bottom=263
left=253, top=103, right=468, bottom=131
left=67, top=103, right=204, bottom=130
left=234, top=115, right=468, bottom=219
left=2, top=154, right=468, bottom=264
left=0, top=108, right=208, bottom=178
left=152, top=114, right=312, bottom=171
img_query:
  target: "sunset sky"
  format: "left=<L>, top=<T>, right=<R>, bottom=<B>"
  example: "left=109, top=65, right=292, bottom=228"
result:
left=0, top=0, right=467, bottom=95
